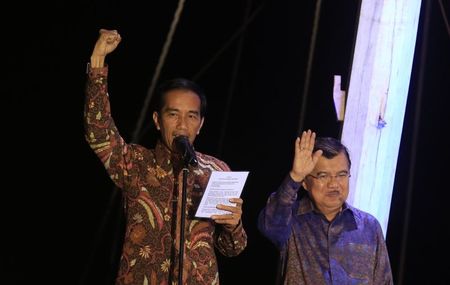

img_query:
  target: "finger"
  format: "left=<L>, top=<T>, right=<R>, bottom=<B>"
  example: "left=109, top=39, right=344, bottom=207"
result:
left=299, top=130, right=316, bottom=152
left=312, top=149, right=323, bottom=163
left=212, top=212, right=241, bottom=223
left=228, top=198, right=243, bottom=206
left=98, top=29, right=120, bottom=42
left=307, top=131, right=316, bottom=149
left=305, top=129, right=313, bottom=149
left=294, top=136, right=301, bottom=155
left=216, top=206, right=241, bottom=217
left=106, top=33, right=121, bottom=44
left=99, top=28, right=117, bottom=34
left=217, top=202, right=242, bottom=211
left=213, top=219, right=238, bottom=226
left=212, top=213, right=234, bottom=219
left=211, top=214, right=235, bottom=221
left=299, top=131, right=307, bottom=149
left=300, top=130, right=312, bottom=151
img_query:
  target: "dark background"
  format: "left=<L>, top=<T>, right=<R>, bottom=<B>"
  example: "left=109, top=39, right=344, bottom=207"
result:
left=4, top=0, right=449, bottom=284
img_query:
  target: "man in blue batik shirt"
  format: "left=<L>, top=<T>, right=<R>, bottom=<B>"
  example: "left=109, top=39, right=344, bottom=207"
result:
left=258, top=130, right=393, bottom=285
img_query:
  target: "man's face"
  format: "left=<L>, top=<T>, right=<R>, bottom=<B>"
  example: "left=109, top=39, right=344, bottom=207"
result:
left=152, top=89, right=204, bottom=150
left=302, top=152, right=350, bottom=220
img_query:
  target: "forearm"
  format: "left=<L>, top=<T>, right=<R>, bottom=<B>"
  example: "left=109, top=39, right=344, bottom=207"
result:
left=90, top=55, right=105, bottom=68
left=257, top=175, right=300, bottom=247
left=84, top=66, right=114, bottom=147
left=84, top=66, right=131, bottom=189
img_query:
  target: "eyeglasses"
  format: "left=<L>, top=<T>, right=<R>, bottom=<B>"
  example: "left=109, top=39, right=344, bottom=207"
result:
left=307, top=172, right=351, bottom=183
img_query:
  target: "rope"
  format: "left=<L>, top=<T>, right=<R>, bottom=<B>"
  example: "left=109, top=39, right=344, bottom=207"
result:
left=132, top=0, right=187, bottom=143
left=297, top=0, right=322, bottom=134
left=135, top=1, right=266, bottom=141
left=438, top=0, right=450, bottom=38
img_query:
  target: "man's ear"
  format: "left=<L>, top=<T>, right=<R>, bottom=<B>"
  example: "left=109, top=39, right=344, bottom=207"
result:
left=197, top=117, right=205, bottom=134
left=302, top=179, right=309, bottom=192
left=153, top=111, right=160, bottom=130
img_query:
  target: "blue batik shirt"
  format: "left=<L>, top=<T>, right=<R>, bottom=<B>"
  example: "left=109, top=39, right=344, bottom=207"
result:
left=258, top=175, right=393, bottom=285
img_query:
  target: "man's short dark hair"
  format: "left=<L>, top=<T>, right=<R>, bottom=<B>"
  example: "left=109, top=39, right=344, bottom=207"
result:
left=314, top=137, right=351, bottom=169
left=155, top=78, right=207, bottom=117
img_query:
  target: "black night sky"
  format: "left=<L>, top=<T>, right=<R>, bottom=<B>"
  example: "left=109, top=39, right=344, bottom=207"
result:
left=4, top=1, right=450, bottom=284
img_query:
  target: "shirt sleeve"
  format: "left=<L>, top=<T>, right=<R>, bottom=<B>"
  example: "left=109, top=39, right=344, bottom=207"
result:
left=257, top=174, right=300, bottom=249
left=214, top=220, right=248, bottom=256
left=83, top=66, right=140, bottom=195
left=373, top=221, right=394, bottom=284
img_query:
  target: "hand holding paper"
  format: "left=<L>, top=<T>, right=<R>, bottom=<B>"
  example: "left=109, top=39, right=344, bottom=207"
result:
left=211, top=197, right=243, bottom=229
left=195, top=171, right=249, bottom=221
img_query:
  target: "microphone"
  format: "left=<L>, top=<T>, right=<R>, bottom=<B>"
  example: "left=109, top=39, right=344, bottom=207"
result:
left=173, top=135, right=198, bottom=167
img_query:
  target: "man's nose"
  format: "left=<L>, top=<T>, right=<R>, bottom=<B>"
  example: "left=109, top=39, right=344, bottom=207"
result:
left=177, top=116, right=188, bottom=129
left=326, top=175, right=340, bottom=184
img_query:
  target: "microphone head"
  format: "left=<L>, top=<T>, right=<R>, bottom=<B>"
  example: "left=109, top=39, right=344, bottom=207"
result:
left=173, top=135, right=189, bottom=152
left=173, top=135, right=198, bottom=167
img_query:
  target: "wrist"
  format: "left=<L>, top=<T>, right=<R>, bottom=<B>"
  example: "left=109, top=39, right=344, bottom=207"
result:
left=223, top=220, right=242, bottom=232
left=289, top=171, right=305, bottom=183
left=90, top=55, right=105, bottom=68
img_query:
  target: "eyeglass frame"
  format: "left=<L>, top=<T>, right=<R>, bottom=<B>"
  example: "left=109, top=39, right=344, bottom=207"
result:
left=307, top=171, right=351, bottom=183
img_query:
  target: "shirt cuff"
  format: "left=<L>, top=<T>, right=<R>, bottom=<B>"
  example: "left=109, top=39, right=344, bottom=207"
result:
left=285, top=174, right=302, bottom=190
left=86, top=62, right=109, bottom=77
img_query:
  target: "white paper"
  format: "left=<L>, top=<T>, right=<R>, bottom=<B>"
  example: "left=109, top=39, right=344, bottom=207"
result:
left=195, top=171, right=249, bottom=218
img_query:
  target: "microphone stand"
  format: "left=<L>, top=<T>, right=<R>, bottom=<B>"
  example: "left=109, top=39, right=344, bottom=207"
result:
left=178, top=165, right=189, bottom=285
left=172, top=136, right=197, bottom=284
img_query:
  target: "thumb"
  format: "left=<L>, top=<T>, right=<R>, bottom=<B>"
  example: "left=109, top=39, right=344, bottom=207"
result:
left=312, top=150, right=323, bottom=164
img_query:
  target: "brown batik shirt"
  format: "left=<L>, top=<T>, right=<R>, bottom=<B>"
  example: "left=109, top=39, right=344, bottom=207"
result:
left=84, top=66, right=247, bottom=285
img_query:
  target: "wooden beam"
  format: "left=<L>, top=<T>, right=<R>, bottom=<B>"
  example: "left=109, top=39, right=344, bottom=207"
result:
left=341, top=0, right=422, bottom=236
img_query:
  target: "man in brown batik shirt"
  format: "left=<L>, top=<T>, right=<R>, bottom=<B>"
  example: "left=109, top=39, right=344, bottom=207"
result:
left=84, top=29, right=247, bottom=285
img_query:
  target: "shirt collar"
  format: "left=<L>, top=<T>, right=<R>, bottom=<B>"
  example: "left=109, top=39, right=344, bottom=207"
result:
left=154, top=139, right=173, bottom=170
left=297, top=196, right=356, bottom=224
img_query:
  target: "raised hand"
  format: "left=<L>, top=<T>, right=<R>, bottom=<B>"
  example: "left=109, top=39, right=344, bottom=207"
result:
left=90, top=29, right=122, bottom=68
left=289, top=130, right=323, bottom=182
